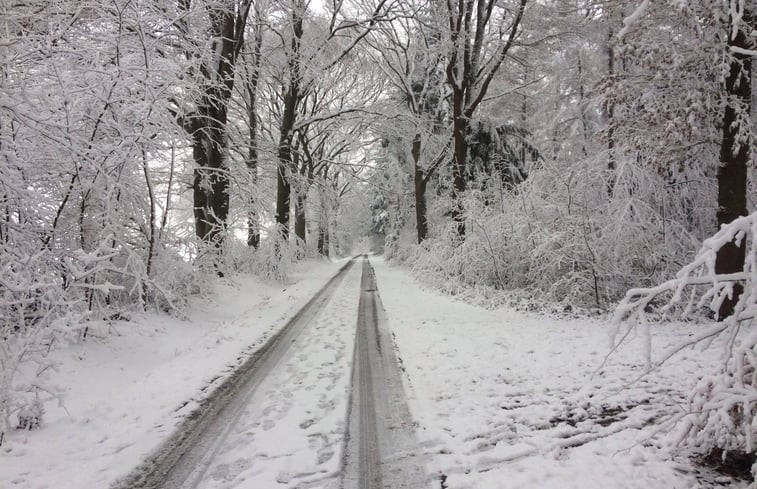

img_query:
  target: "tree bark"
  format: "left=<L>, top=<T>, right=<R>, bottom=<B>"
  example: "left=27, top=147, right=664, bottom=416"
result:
left=191, top=98, right=230, bottom=246
left=246, top=6, right=263, bottom=249
left=317, top=225, right=327, bottom=256
left=450, top=87, right=468, bottom=237
left=606, top=20, right=616, bottom=196
left=184, top=3, right=253, bottom=251
left=577, top=52, right=589, bottom=158
left=317, top=171, right=330, bottom=257
left=275, top=5, right=304, bottom=241
left=294, top=192, right=307, bottom=242
left=715, top=8, right=752, bottom=319
left=445, top=0, right=527, bottom=240
left=412, top=134, right=429, bottom=243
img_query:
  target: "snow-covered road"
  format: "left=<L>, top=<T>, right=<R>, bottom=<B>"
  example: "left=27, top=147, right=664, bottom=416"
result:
left=116, top=256, right=428, bottom=489
left=115, top=258, right=360, bottom=488
left=0, top=259, right=348, bottom=488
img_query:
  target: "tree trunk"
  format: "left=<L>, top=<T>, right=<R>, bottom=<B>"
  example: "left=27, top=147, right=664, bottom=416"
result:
left=275, top=87, right=296, bottom=241
left=606, top=21, right=616, bottom=196
left=577, top=52, right=589, bottom=157
left=274, top=6, right=304, bottom=241
left=275, top=85, right=296, bottom=242
left=317, top=225, right=328, bottom=257
left=246, top=9, right=263, bottom=249
left=412, top=134, right=428, bottom=243
left=450, top=88, right=467, bottom=238
left=321, top=221, right=330, bottom=257
left=192, top=101, right=230, bottom=246
left=715, top=8, right=752, bottom=319
left=186, top=4, right=249, bottom=252
left=141, top=148, right=157, bottom=307
left=294, top=192, right=307, bottom=242
left=444, top=0, right=526, bottom=240
left=317, top=173, right=330, bottom=257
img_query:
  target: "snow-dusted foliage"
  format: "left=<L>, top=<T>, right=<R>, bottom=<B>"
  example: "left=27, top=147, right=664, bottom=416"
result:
left=221, top=231, right=307, bottom=283
left=379, top=0, right=749, bottom=314
left=1, top=0, right=389, bottom=441
left=0, top=0, right=196, bottom=439
left=612, top=212, right=757, bottom=461
left=391, top=151, right=702, bottom=309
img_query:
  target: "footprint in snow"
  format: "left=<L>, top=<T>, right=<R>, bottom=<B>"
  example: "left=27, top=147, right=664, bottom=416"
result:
left=307, top=432, right=334, bottom=465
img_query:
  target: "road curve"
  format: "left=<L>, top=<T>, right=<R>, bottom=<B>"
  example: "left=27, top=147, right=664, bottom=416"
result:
left=112, top=258, right=357, bottom=489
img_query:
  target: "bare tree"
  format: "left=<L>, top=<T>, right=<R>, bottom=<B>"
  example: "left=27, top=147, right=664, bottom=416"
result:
left=176, top=0, right=254, bottom=252
left=367, top=1, right=448, bottom=243
left=444, top=0, right=527, bottom=237
left=242, top=1, right=267, bottom=249
left=271, top=0, right=398, bottom=241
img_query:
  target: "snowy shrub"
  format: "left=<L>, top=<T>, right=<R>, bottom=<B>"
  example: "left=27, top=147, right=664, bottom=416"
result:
left=0, top=248, right=79, bottom=442
left=146, top=248, right=208, bottom=315
left=0, top=0, right=195, bottom=443
left=612, top=211, right=757, bottom=464
left=223, top=231, right=308, bottom=283
left=391, top=151, right=703, bottom=311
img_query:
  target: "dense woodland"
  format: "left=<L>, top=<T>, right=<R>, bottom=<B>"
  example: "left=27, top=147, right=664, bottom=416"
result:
left=1, top=0, right=755, bottom=469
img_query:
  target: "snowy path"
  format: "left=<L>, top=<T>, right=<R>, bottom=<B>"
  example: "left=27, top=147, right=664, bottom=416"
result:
left=114, top=258, right=359, bottom=488
left=342, top=257, right=428, bottom=489
left=112, top=256, right=428, bottom=489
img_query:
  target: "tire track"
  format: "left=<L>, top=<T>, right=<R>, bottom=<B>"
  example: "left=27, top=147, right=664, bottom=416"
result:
left=342, top=256, right=428, bottom=489
left=112, top=258, right=357, bottom=489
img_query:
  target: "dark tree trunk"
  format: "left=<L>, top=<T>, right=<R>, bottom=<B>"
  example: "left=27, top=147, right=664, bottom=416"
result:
left=317, top=171, right=330, bottom=257
left=319, top=223, right=330, bottom=257
left=275, top=89, right=296, bottom=240
left=715, top=9, right=752, bottom=319
left=246, top=8, right=263, bottom=249
left=317, top=225, right=328, bottom=257
left=444, top=0, right=527, bottom=240
left=450, top=88, right=468, bottom=238
left=294, top=192, right=307, bottom=242
left=247, top=186, right=260, bottom=249
left=191, top=99, right=230, bottom=246
left=184, top=3, right=253, bottom=252
left=412, top=134, right=428, bottom=243
left=275, top=7, right=304, bottom=241
left=275, top=149, right=292, bottom=241
left=577, top=52, right=589, bottom=158
left=606, top=21, right=616, bottom=196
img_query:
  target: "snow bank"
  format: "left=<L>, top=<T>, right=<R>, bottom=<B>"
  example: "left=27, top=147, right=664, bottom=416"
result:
left=372, top=257, right=742, bottom=488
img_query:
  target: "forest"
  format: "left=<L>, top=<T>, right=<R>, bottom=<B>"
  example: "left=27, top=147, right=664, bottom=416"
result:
left=1, top=0, right=755, bottom=485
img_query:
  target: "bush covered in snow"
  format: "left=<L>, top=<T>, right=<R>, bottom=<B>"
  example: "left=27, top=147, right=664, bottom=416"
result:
left=388, top=152, right=706, bottom=311
left=612, top=211, right=757, bottom=468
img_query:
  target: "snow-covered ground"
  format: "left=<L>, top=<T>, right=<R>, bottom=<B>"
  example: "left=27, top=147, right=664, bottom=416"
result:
left=2, top=255, right=741, bottom=489
left=0, top=259, right=344, bottom=489
left=371, top=257, right=738, bottom=489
